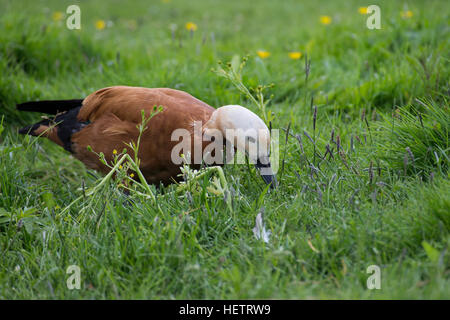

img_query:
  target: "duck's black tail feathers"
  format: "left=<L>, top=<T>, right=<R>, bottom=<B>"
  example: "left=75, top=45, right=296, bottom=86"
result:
left=17, top=99, right=84, bottom=115
left=18, top=104, right=89, bottom=153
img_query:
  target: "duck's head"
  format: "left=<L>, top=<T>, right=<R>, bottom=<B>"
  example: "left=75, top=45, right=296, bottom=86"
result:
left=203, top=105, right=277, bottom=188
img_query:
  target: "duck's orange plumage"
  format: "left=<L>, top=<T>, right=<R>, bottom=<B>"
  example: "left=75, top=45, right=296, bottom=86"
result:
left=18, top=86, right=277, bottom=187
left=18, top=86, right=215, bottom=185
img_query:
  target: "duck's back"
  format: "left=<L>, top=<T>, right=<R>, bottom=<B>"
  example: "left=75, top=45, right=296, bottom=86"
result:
left=71, top=86, right=215, bottom=184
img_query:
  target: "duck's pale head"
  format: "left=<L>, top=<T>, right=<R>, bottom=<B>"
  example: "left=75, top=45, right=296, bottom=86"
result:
left=204, top=105, right=277, bottom=188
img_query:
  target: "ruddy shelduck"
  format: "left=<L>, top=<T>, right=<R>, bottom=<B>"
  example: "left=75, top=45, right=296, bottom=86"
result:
left=17, top=86, right=277, bottom=187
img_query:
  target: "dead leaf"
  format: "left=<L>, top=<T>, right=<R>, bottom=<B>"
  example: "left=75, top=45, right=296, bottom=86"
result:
left=307, top=238, right=320, bottom=253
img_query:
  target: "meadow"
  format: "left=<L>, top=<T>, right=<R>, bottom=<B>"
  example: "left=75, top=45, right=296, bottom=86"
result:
left=0, top=0, right=449, bottom=299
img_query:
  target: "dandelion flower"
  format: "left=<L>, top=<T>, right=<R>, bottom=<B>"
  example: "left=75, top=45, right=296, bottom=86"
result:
left=52, top=11, right=63, bottom=21
left=400, top=10, right=413, bottom=18
left=319, top=15, right=332, bottom=25
left=113, top=149, right=118, bottom=154
left=358, top=7, right=368, bottom=14
left=288, top=52, right=302, bottom=60
left=119, top=165, right=123, bottom=170
left=185, top=22, right=198, bottom=31
left=257, top=50, right=270, bottom=59
left=95, top=20, right=106, bottom=30
left=130, top=173, right=135, bottom=178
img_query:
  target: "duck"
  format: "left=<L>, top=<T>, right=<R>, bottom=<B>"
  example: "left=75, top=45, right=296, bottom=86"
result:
left=17, top=86, right=277, bottom=188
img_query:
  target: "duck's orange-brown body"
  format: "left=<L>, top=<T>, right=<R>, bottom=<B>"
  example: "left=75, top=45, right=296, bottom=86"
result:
left=18, top=86, right=216, bottom=185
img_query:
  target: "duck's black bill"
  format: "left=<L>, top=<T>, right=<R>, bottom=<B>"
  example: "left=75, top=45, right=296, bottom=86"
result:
left=256, top=158, right=278, bottom=189
left=260, top=172, right=277, bottom=188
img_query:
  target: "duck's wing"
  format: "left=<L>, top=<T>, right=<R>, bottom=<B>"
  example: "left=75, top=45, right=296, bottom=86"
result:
left=78, top=86, right=215, bottom=124
left=72, top=86, right=216, bottom=184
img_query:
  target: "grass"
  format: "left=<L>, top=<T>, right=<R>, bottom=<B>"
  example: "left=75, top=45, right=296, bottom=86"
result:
left=0, top=0, right=449, bottom=299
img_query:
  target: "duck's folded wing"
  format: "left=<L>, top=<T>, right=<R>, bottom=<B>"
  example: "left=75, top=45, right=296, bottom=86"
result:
left=77, top=86, right=214, bottom=123
left=72, top=86, right=216, bottom=184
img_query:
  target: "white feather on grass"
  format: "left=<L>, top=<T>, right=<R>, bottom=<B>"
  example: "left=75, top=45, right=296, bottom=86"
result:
left=253, top=211, right=271, bottom=243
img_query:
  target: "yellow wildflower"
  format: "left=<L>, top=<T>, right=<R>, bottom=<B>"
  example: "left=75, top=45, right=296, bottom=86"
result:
left=358, top=7, right=368, bottom=14
left=185, top=22, right=198, bottom=31
left=119, top=165, right=123, bottom=170
left=257, top=50, right=270, bottom=59
left=288, top=52, right=302, bottom=60
left=52, top=11, right=64, bottom=21
left=319, top=15, right=332, bottom=25
left=113, top=149, right=117, bottom=155
left=400, top=10, right=413, bottom=18
left=130, top=173, right=135, bottom=178
left=95, top=20, right=106, bottom=30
